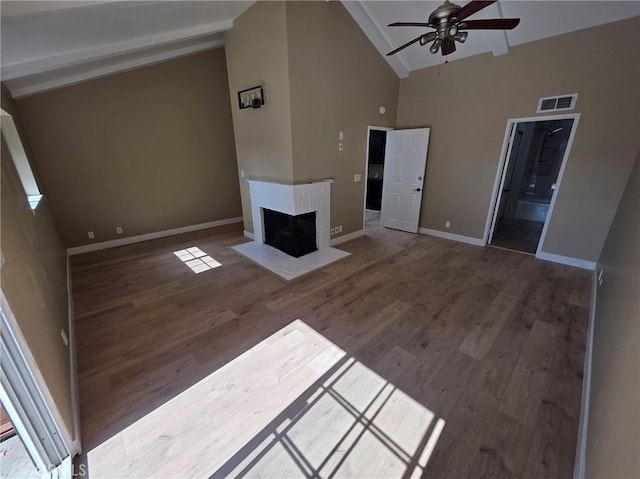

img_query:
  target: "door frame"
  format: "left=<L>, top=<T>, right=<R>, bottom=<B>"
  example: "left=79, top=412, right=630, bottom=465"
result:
left=362, top=125, right=394, bottom=230
left=0, top=290, right=77, bottom=475
left=483, top=113, right=581, bottom=256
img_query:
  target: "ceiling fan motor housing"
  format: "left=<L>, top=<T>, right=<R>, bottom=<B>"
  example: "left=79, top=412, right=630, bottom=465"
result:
left=428, top=1, right=462, bottom=27
left=429, top=1, right=464, bottom=45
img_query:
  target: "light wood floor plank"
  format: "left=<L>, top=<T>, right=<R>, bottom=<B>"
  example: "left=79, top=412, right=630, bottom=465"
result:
left=459, top=281, right=529, bottom=361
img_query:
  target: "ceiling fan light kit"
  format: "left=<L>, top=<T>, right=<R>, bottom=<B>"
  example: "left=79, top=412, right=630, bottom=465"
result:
left=455, top=32, right=468, bottom=43
left=387, top=0, right=520, bottom=57
left=420, top=32, right=437, bottom=46
left=430, top=39, right=443, bottom=54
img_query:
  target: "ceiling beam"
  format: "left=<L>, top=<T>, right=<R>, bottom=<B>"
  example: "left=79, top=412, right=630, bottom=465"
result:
left=1, top=19, right=234, bottom=82
left=5, top=34, right=225, bottom=98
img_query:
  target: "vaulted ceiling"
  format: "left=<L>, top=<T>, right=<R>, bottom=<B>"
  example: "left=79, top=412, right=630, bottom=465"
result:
left=0, top=1, right=254, bottom=97
left=1, top=1, right=638, bottom=97
left=345, top=1, right=640, bottom=77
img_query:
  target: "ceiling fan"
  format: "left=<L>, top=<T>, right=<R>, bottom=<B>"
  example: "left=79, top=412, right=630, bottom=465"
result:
left=387, top=0, right=520, bottom=57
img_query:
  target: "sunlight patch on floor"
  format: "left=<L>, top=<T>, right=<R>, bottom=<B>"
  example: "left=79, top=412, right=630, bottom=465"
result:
left=220, top=357, right=442, bottom=478
left=173, top=246, right=221, bottom=273
left=85, top=320, right=444, bottom=478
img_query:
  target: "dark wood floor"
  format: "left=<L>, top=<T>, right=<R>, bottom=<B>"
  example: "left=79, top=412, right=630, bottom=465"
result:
left=71, top=223, right=590, bottom=478
left=491, top=218, right=545, bottom=254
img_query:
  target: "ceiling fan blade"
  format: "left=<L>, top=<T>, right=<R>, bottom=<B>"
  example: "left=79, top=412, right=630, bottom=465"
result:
left=455, top=0, right=496, bottom=22
left=388, top=22, right=432, bottom=27
left=460, top=18, right=521, bottom=30
left=387, top=35, right=423, bottom=56
left=441, top=37, right=456, bottom=55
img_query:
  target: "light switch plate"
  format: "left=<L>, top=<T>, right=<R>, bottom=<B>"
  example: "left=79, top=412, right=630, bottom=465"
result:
left=354, top=174, right=362, bottom=182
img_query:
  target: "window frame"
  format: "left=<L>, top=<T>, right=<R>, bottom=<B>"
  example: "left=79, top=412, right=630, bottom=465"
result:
left=0, top=109, right=43, bottom=212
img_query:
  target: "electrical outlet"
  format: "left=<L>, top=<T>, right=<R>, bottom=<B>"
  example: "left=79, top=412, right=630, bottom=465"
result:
left=88, top=231, right=95, bottom=239
left=338, top=131, right=344, bottom=140
left=445, top=221, right=451, bottom=228
left=116, top=226, right=123, bottom=234
left=337, top=225, right=343, bottom=233
left=338, top=142, right=344, bottom=152
left=354, top=174, right=362, bottom=182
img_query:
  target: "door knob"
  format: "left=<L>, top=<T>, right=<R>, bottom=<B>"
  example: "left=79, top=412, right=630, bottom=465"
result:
left=414, top=188, right=421, bottom=192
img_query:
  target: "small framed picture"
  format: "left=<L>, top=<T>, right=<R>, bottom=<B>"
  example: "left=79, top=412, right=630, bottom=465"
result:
left=238, top=86, right=264, bottom=109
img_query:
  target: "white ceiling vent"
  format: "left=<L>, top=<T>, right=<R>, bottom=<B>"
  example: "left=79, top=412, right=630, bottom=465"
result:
left=537, top=94, right=578, bottom=113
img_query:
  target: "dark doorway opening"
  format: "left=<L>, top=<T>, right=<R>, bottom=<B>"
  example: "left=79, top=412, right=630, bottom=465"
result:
left=263, top=209, right=317, bottom=258
left=366, top=129, right=387, bottom=211
left=490, top=118, right=574, bottom=254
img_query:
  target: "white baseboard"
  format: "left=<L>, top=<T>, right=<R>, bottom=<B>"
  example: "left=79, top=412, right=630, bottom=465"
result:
left=243, top=230, right=255, bottom=240
left=574, top=270, right=598, bottom=479
left=65, top=256, right=81, bottom=455
left=330, top=230, right=365, bottom=246
left=536, top=251, right=596, bottom=271
left=67, top=217, right=243, bottom=255
left=418, top=227, right=485, bottom=246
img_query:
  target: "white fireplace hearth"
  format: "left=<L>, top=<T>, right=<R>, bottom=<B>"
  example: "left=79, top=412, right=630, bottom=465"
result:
left=231, top=180, right=350, bottom=280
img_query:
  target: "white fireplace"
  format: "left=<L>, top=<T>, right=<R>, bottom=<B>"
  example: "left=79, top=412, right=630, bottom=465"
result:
left=248, top=179, right=332, bottom=249
left=231, top=179, right=349, bottom=280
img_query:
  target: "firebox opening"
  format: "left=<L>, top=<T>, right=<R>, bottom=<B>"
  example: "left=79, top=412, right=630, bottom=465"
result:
left=263, top=208, right=317, bottom=258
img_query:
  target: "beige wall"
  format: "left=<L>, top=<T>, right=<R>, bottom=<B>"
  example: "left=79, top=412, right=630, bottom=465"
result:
left=224, top=1, right=294, bottom=234
left=1, top=86, right=74, bottom=436
left=397, top=17, right=640, bottom=261
left=586, top=151, right=639, bottom=478
left=15, top=49, right=241, bottom=248
left=287, top=1, right=398, bottom=236
left=225, top=1, right=399, bottom=236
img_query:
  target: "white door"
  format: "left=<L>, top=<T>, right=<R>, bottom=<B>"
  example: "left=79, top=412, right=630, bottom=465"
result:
left=381, top=128, right=430, bottom=233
